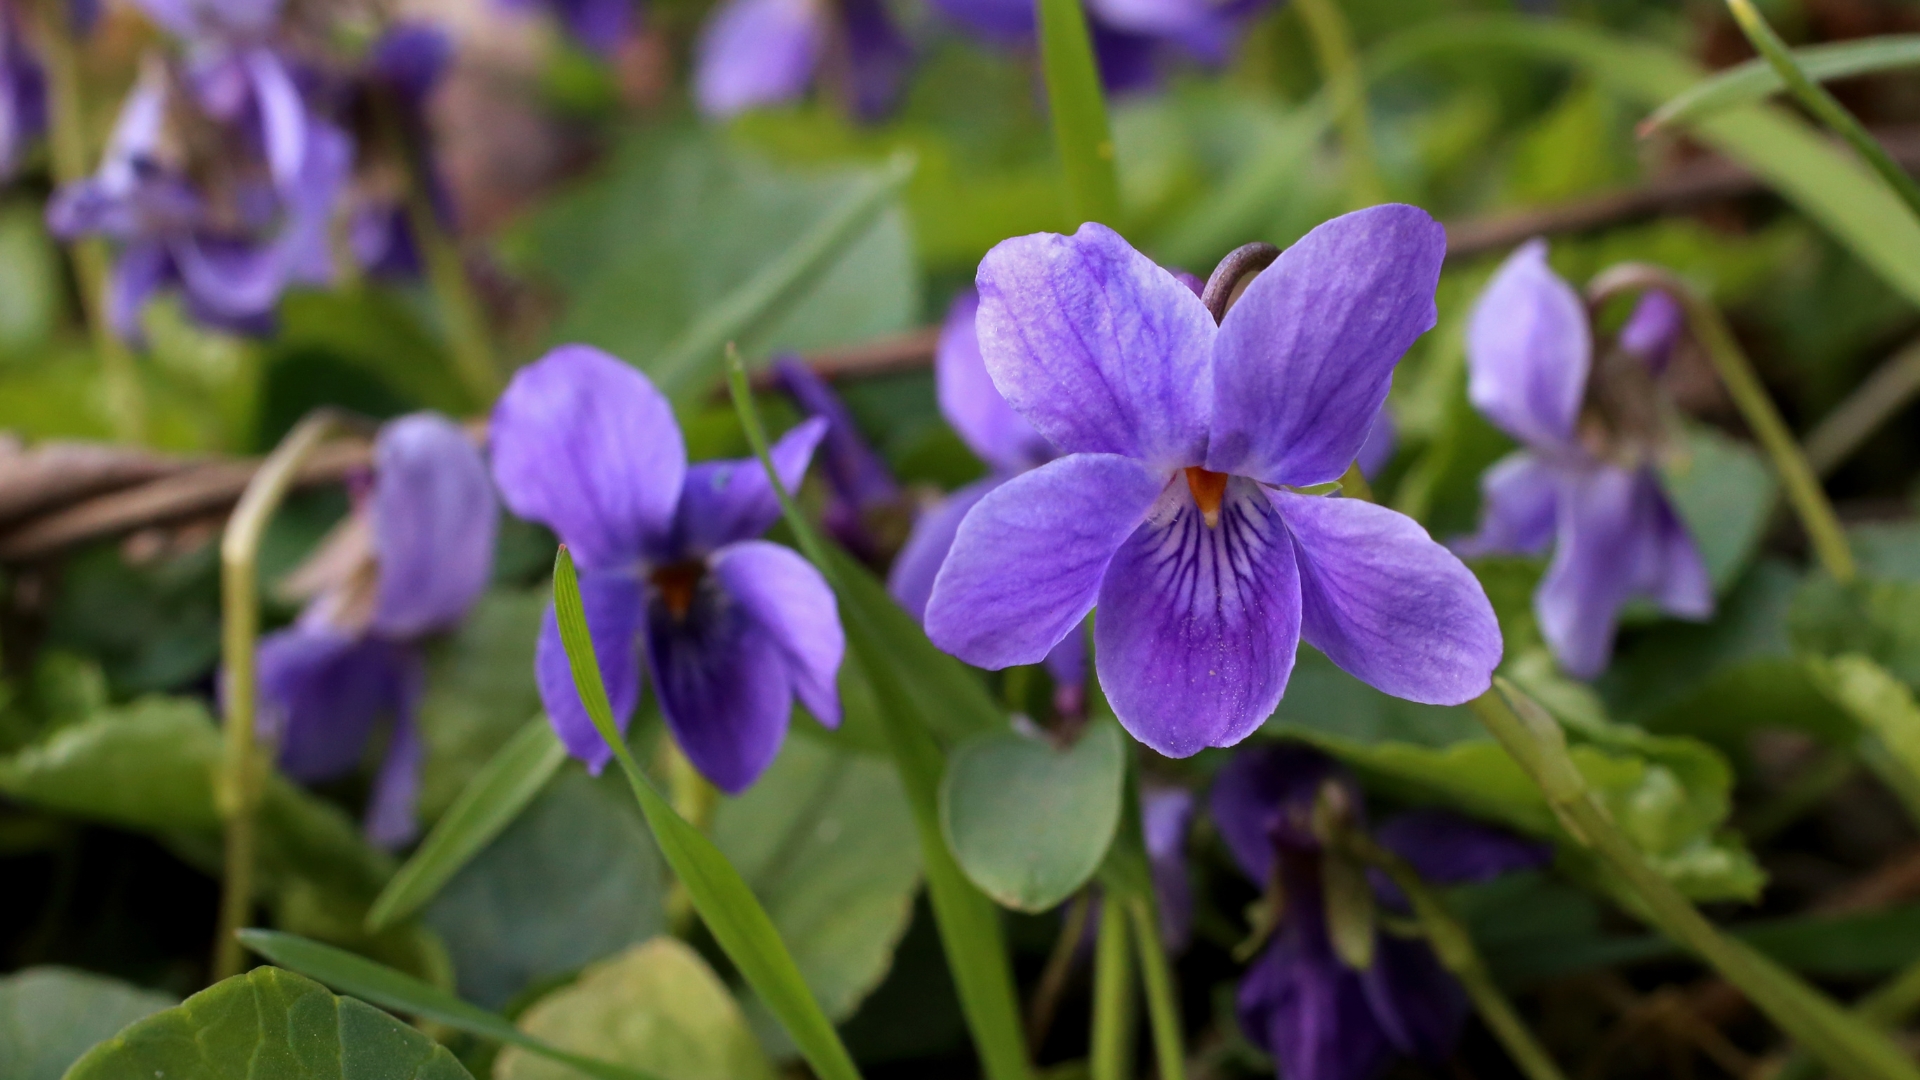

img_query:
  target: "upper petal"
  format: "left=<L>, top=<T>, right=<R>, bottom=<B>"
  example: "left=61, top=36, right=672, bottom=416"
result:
left=693, top=0, right=824, bottom=118
left=645, top=577, right=796, bottom=794
left=1207, top=205, right=1445, bottom=487
left=1096, top=476, right=1302, bottom=756
left=926, top=453, right=1167, bottom=669
left=535, top=572, right=646, bottom=774
left=711, top=539, right=845, bottom=728
left=1466, top=240, right=1590, bottom=450
left=842, top=0, right=913, bottom=120
left=888, top=477, right=999, bottom=623
left=1454, top=451, right=1560, bottom=559
left=1279, top=492, right=1501, bottom=706
left=491, top=345, right=687, bottom=572
left=370, top=412, right=499, bottom=638
left=937, top=289, right=1052, bottom=474
left=975, top=223, right=1215, bottom=469
left=668, top=416, right=826, bottom=558
left=1208, top=742, right=1355, bottom=884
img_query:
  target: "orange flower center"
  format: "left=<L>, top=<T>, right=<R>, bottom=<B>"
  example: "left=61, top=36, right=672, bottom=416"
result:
left=651, top=561, right=706, bottom=620
left=1184, top=467, right=1229, bottom=528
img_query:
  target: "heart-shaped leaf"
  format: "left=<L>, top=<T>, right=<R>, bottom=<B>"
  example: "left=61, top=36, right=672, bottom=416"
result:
left=940, top=721, right=1125, bottom=912
left=0, top=968, right=174, bottom=1080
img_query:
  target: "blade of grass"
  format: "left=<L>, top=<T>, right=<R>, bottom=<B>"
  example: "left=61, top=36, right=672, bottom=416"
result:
left=1037, top=0, right=1120, bottom=227
left=1645, top=33, right=1920, bottom=132
left=238, top=929, right=659, bottom=1080
left=725, top=352, right=1034, bottom=1080
left=652, top=151, right=916, bottom=402
left=1722, top=0, right=1920, bottom=221
left=550, top=549, right=864, bottom=1080
left=366, top=715, right=568, bottom=931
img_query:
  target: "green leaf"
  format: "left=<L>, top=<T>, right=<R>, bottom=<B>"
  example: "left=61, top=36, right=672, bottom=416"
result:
left=1659, top=424, right=1778, bottom=592
left=497, top=939, right=775, bottom=1080
left=940, top=721, right=1124, bottom=912
left=64, top=965, right=472, bottom=1080
left=427, top=766, right=667, bottom=1009
left=237, top=932, right=652, bottom=1080
left=1647, top=34, right=1920, bottom=131
left=0, top=968, right=173, bottom=1080
left=513, top=129, right=918, bottom=403
left=369, top=714, right=569, bottom=934
left=1807, top=653, right=1920, bottom=778
left=417, top=590, right=553, bottom=822
left=712, top=736, right=921, bottom=1034
left=1790, top=572, right=1920, bottom=688
left=550, top=549, right=865, bottom=1080
left=1038, top=0, right=1120, bottom=226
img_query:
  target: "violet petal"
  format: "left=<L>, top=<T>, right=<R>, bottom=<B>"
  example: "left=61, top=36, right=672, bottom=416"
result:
left=536, top=572, right=646, bottom=774
left=888, top=476, right=999, bottom=623
left=370, top=412, right=498, bottom=639
left=926, top=453, right=1166, bottom=670
left=1095, top=476, right=1301, bottom=757
left=1466, top=239, right=1589, bottom=451
left=711, top=539, right=844, bottom=729
left=645, top=575, right=795, bottom=794
left=937, top=289, right=1051, bottom=474
left=1206, top=204, right=1445, bottom=487
left=491, top=345, right=687, bottom=572
left=693, top=0, right=824, bottom=117
left=1279, top=492, right=1501, bottom=707
left=668, top=416, right=826, bottom=559
left=1455, top=451, right=1560, bottom=559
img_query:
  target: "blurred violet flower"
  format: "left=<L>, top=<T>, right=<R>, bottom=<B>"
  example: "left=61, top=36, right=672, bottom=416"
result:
left=45, top=50, right=350, bottom=340
left=693, top=0, right=910, bottom=120
left=490, top=345, right=844, bottom=793
left=0, top=7, right=44, bottom=181
left=256, top=414, right=497, bottom=848
left=928, top=0, right=1257, bottom=93
left=923, top=207, right=1502, bottom=757
left=1457, top=241, right=1711, bottom=678
left=1211, top=743, right=1549, bottom=1080
left=347, top=23, right=454, bottom=280
left=773, top=356, right=904, bottom=561
left=501, top=0, right=638, bottom=56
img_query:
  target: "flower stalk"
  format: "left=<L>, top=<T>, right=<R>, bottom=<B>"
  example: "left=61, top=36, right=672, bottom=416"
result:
left=1723, top=0, right=1920, bottom=223
left=213, top=409, right=347, bottom=981
left=1293, top=0, right=1387, bottom=208
left=1471, top=679, right=1920, bottom=1080
left=29, top=0, right=143, bottom=441
left=1587, top=264, right=1856, bottom=584
left=1126, top=892, right=1186, bottom=1080
left=1090, top=900, right=1136, bottom=1080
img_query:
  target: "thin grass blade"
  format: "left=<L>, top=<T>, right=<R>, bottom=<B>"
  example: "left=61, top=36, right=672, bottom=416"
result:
left=1037, top=0, right=1120, bottom=227
left=1645, top=34, right=1920, bottom=131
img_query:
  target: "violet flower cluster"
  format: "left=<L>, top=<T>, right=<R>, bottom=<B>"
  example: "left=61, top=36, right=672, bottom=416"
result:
left=45, top=0, right=351, bottom=340
left=490, top=345, right=845, bottom=794
left=256, top=413, right=497, bottom=848
left=1213, top=744, right=1549, bottom=1080
left=924, top=207, right=1502, bottom=757
left=1458, top=241, right=1712, bottom=677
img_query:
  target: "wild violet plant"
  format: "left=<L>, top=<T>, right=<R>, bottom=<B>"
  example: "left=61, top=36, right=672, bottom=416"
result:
left=489, top=344, right=844, bottom=792
left=1457, top=241, right=1712, bottom=677
left=924, top=208, right=1503, bottom=756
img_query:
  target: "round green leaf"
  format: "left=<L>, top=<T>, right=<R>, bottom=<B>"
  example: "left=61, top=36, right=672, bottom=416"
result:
left=496, top=939, right=774, bottom=1080
left=940, top=721, right=1125, bottom=912
left=64, top=966, right=471, bottom=1080
left=0, top=968, right=174, bottom=1080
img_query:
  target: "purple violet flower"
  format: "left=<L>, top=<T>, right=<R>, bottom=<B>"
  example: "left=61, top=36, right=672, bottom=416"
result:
left=489, top=345, right=845, bottom=793
left=928, top=0, right=1257, bottom=93
left=1457, top=241, right=1712, bottom=678
left=495, top=0, right=638, bottom=56
left=256, top=413, right=497, bottom=848
left=46, top=50, right=350, bottom=340
left=923, top=208, right=1502, bottom=758
left=1212, top=743, right=1550, bottom=1080
left=693, top=0, right=911, bottom=120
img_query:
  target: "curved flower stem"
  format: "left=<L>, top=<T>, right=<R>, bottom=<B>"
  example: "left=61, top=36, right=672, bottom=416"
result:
left=1587, top=264, right=1856, bottom=584
left=1090, top=898, right=1136, bottom=1080
left=1338, top=830, right=1568, bottom=1080
left=213, top=410, right=346, bottom=981
left=1126, top=893, right=1186, bottom=1080
left=1026, top=891, right=1092, bottom=1052
left=29, top=0, right=143, bottom=442
left=1470, top=681, right=1920, bottom=1080
left=1724, top=0, right=1920, bottom=223
left=1292, top=0, right=1388, bottom=208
